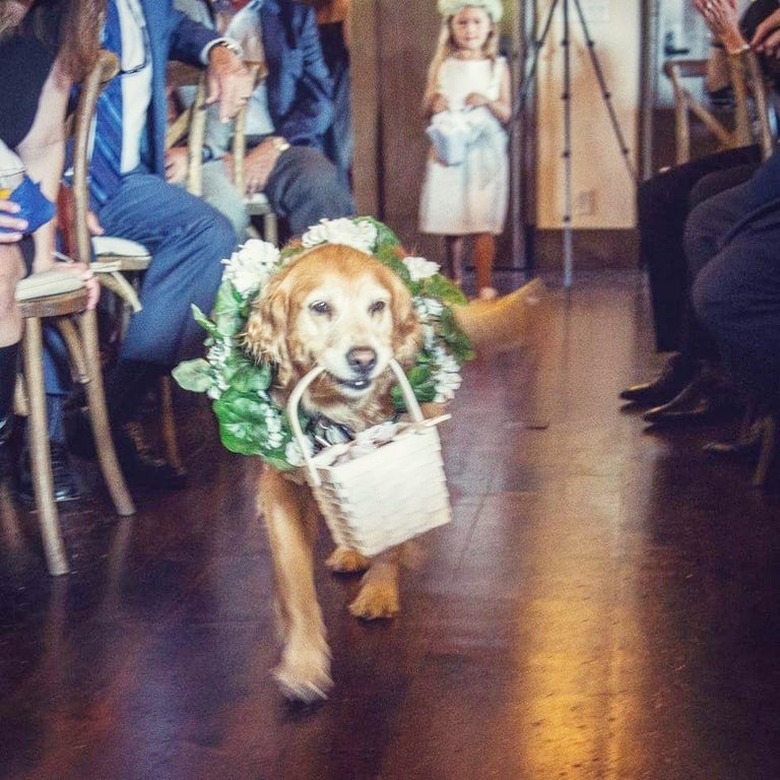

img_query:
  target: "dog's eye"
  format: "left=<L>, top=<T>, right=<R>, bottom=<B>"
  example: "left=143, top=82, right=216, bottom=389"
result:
left=310, top=300, right=331, bottom=316
left=369, top=300, right=387, bottom=315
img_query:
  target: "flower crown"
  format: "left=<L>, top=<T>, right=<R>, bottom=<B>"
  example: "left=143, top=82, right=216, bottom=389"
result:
left=437, top=0, right=503, bottom=23
left=173, top=217, right=474, bottom=471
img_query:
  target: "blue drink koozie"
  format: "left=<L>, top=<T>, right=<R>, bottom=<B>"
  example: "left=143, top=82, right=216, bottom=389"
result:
left=0, top=175, right=56, bottom=235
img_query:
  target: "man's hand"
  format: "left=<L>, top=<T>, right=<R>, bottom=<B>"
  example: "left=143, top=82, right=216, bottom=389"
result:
left=243, top=139, right=283, bottom=195
left=165, top=148, right=189, bottom=184
left=206, top=45, right=254, bottom=123
left=0, top=199, right=27, bottom=242
left=751, top=8, right=780, bottom=56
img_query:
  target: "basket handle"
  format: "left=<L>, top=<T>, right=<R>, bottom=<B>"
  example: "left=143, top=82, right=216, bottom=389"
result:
left=286, top=359, right=424, bottom=485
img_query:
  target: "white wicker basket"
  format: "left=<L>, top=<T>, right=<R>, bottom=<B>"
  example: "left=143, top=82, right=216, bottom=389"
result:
left=287, top=360, right=452, bottom=557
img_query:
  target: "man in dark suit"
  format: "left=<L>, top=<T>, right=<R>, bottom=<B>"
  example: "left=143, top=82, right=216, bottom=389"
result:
left=691, top=146, right=780, bottom=423
left=64, top=0, right=254, bottom=490
left=173, top=0, right=355, bottom=241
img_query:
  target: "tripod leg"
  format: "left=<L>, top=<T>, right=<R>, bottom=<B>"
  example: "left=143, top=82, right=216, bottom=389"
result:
left=562, top=0, right=574, bottom=288
left=511, top=0, right=562, bottom=125
left=570, top=0, right=638, bottom=182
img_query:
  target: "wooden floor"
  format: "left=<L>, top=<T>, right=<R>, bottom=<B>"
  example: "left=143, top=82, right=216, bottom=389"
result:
left=1, top=268, right=779, bottom=780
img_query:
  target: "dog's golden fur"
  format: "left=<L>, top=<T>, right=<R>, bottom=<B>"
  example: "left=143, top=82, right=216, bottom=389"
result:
left=245, top=244, right=422, bottom=701
left=244, top=243, right=548, bottom=702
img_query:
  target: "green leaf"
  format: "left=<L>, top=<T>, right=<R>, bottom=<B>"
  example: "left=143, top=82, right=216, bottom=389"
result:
left=421, top=274, right=469, bottom=305
left=191, top=304, right=219, bottom=338
left=172, top=359, right=212, bottom=393
left=230, top=362, right=273, bottom=393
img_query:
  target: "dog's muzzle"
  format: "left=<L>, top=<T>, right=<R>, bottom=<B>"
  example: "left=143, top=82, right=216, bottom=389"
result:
left=330, top=347, right=378, bottom=392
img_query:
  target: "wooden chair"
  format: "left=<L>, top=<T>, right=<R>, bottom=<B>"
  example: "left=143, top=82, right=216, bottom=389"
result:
left=231, top=62, right=279, bottom=244
left=76, top=55, right=199, bottom=471
left=663, top=48, right=774, bottom=166
left=14, top=277, right=135, bottom=576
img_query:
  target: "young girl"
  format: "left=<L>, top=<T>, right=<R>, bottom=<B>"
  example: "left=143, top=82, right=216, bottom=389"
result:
left=419, top=0, right=511, bottom=299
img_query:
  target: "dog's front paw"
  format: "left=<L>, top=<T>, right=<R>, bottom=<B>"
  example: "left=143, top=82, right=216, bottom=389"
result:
left=273, top=646, right=333, bottom=703
left=349, top=581, right=400, bottom=620
left=326, top=546, right=371, bottom=574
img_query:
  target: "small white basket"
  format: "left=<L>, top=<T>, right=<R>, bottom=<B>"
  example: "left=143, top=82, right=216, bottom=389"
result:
left=287, top=360, right=452, bottom=557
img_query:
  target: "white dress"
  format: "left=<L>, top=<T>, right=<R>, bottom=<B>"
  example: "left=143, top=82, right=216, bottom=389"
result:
left=419, top=56, right=509, bottom=236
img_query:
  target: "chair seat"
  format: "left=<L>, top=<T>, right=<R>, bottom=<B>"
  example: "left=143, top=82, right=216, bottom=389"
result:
left=245, top=191, right=273, bottom=216
left=15, top=270, right=85, bottom=303
left=92, top=236, right=152, bottom=271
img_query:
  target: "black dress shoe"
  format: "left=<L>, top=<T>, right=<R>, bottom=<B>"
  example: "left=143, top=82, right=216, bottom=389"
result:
left=703, top=418, right=766, bottom=459
left=68, top=412, right=187, bottom=490
left=114, top=422, right=188, bottom=491
left=16, top=441, right=84, bottom=504
left=619, top=354, right=695, bottom=407
left=642, top=374, right=739, bottom=425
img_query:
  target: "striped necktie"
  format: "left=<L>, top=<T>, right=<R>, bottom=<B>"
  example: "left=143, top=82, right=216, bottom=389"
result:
left=90, top=0, right=124, bottom=207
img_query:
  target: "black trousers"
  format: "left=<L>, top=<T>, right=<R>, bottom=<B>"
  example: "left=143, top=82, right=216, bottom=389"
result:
left=638, top=145, right=761, bottom=353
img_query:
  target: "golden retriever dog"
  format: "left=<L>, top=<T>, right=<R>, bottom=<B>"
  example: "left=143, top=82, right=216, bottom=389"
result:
left=245, top=244, right=422, bottom=702
left=244, top=243, right=547, bottom=702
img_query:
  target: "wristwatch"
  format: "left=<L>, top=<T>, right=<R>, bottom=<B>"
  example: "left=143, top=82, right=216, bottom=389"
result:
left=270, top=136, right=291, bottom=154
left=208, top=39, right=243, bottom=59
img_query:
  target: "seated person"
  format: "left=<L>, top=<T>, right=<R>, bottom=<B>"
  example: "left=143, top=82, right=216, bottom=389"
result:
left=693, top=4, right=780, bottom=448
left=620, top=0, right=779, bottom=424
left=1, top=0, right=99, bottom=496
left=305, top=0, right=354, bottom=189
left=58, top=0, right=252, bottom=493
left=173, top=0, right=355, bottom=243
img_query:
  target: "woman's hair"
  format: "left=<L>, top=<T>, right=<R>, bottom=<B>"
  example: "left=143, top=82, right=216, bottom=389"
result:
left=21, top=0, right=105, bottom=79
left=424, top=13, right=500, bottom=98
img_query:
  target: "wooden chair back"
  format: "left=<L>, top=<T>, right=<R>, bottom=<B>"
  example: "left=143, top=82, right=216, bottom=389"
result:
left=663, top=49, right=775, bottom=166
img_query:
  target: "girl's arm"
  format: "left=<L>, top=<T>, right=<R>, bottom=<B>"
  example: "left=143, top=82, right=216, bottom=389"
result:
left=422, top=61, right=448, bottom=118
left=464, top=60, right=511, bottom=123
left=15, top=57, right=71, bottom=273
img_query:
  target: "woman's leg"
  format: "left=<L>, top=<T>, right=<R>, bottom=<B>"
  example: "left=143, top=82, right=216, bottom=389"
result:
left=444, top=235, right=465, bottom=287
left=0, top=243, right=25, bottom=478
left=473, top=232, right=495, bottom=297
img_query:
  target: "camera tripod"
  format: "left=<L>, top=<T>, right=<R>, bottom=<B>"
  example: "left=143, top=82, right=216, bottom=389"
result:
left=513, top=0, right=638, bottom=287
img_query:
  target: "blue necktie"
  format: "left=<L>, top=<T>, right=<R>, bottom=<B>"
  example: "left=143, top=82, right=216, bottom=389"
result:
left=90, top=0, right=124, bottom=207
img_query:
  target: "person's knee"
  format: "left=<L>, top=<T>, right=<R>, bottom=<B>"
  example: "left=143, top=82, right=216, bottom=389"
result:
left=200, top=161, right=249, bottom=242
left=189, top=204, right=236, bottom=263
left=271, top=148, right=355, bottom=234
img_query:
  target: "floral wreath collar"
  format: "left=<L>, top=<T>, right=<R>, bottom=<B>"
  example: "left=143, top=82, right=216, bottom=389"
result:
left=173, top=217, right=474, bottom=471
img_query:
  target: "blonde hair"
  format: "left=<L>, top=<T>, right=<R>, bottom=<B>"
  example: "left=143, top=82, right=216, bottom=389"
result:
left=424, top=13, right=500, bottom=98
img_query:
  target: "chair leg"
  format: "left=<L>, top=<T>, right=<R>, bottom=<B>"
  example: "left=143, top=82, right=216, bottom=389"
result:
left=264, top=213, right=278, bottom=246
left=752, top=414, right=777, bottom=488
left=78, top=308, right=135, bottom=516
left=56, top=318, right=89, bottom=383
left=22, top=317, right=69, bottom=576
left=160, top=376, right=183, bottom=471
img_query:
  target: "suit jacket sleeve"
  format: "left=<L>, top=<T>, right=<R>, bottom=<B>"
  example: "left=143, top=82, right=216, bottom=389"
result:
left=270, top=6, right=334, bottom=147
left=168, top=9, right=220, bottom=66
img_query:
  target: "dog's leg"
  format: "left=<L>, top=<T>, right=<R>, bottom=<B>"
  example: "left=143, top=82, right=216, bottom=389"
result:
left=260, top=467, right=333, bottom=702
left=325, top=545, right=371, bottom=574
left=349, top=546, right=401, bottom=620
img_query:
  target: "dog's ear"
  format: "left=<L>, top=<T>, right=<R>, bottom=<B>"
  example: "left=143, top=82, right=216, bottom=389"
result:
left=244, top=269, right=292, bottom=372
left=387, top=269, right=422, bottom=366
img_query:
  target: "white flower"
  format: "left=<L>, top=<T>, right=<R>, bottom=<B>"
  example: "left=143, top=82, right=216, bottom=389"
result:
left=222, top=239, right=281, bottom=298
left=433, top=370, right=462, bottom=403
left=301, top=218, right=378, bottom=254
left=414, top=296, right=444, bottom=319
left=403, top=256, right=440, bottom=281
left=285, top=437, right=314, bottom=467
left=422, top=323, right=437, bottom=350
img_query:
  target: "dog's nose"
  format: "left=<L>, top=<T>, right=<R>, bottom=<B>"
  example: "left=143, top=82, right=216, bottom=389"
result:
left=347, top=347, right=377, bottom=375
